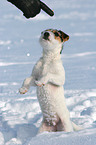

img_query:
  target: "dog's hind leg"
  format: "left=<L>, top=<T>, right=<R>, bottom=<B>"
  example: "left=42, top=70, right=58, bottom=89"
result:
left=38, top=121, right=57, bottom=134
left=57, top=109, right=74, bottom=132
left=57, top=117, right=73, bottom=132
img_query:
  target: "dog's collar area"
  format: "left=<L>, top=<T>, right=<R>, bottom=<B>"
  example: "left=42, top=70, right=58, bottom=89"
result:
left=60, top=45, right=64, bottom=54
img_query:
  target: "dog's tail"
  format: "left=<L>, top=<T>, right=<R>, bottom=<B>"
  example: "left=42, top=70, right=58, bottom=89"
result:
left=72, top=121, right=83, bottom=131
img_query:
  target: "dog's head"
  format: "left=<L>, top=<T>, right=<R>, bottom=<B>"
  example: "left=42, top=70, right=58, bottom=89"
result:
left=39, top=29, right=69, bottom=54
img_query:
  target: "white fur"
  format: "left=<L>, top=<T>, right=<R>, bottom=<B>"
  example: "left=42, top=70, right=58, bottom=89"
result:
left=19, top=30, right=82, bottom=133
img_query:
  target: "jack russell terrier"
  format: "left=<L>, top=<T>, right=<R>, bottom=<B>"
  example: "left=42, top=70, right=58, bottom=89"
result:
left=19, top=29, right=82, bottom=133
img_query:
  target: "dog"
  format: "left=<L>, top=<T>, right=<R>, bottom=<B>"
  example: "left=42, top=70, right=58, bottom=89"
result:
left=19, top=29, right=82, bottom=133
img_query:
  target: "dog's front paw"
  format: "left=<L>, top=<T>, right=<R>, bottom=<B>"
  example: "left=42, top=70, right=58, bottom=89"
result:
left=19, top=87, right=28, bottom=94
left=35, top=75, right=49, bottom=87
left=35, top=81, right=45, bottom=87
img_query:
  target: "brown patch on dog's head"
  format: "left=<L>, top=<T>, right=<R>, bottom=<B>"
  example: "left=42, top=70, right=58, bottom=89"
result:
left=53, top=30, right=62, bottom=43
left=45, top=29, right=69, bottom=43
left=58, top=30, right=69, bottom=42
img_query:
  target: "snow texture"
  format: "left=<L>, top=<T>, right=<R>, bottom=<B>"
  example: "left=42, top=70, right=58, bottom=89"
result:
left=0, top=0, right=96, bottom=144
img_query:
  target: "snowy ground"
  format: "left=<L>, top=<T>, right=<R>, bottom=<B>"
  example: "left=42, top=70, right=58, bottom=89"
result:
left=0, top=0, right=96, bottom=144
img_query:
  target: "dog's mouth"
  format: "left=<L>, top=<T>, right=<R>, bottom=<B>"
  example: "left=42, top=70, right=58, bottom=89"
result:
left=43, top=32, right=50, bottom=41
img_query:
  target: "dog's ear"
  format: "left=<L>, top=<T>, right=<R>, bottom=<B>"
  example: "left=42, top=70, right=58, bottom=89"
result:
left=58, top=30, right=69, bottom=42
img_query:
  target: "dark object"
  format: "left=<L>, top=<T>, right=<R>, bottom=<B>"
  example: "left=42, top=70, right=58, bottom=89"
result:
left=43, top=32, right=50, bottom=40
left=7, top=0, right=54, bottom=18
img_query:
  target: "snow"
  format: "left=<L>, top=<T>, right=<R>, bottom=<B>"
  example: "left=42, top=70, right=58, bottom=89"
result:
left=0, top=0, right=96, bottom=144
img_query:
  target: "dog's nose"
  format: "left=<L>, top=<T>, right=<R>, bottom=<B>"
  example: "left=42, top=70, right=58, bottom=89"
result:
left=43, top=32, right=49, bottom=40
left=44, top=32, right=49, bottom=37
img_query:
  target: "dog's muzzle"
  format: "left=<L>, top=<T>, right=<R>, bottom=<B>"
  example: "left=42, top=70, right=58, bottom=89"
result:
left=43, top=32, right=50, bottom=40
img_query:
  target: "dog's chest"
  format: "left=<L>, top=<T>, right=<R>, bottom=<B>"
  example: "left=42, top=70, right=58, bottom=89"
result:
left=41, top=63, right=49, bottom=75
left=40, top=61, right=57, bottom=77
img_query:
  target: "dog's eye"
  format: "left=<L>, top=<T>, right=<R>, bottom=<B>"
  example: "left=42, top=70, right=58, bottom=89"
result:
left=54, top=32, right=59, bottom=37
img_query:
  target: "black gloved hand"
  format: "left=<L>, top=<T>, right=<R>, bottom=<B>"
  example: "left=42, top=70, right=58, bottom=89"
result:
left=7, top=0, right=54, bottom=18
